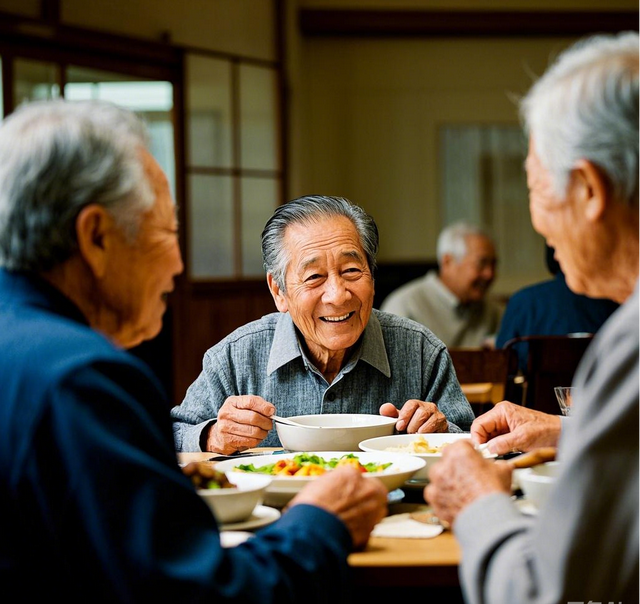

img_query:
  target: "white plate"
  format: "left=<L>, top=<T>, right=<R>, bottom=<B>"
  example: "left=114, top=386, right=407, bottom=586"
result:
left=359, top=433, right=497, bottom=482
left=220, top=531, right=253, bottom=547
left=215, top=451, right=425, bottom=508
left=221, top=505, right=281, bottom=531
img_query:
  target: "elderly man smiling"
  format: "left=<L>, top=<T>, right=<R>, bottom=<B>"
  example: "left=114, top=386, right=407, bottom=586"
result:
left=0, top=101, right=389, bottom=602
left=172, top=196, right=474, bottom=453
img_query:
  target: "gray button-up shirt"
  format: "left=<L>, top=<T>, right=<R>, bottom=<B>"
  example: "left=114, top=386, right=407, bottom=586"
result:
left=171, top=309, right=475, bottom=451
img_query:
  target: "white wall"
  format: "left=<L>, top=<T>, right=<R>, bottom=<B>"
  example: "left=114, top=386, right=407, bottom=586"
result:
left=293, top=36, right=586, bottom=292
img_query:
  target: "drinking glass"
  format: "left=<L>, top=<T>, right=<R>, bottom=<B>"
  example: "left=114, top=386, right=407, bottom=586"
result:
left=554, top=386, right=574, bottom=416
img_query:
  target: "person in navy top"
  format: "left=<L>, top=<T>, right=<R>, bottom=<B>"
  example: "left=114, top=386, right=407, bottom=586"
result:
left=0, top=99, right=387, bottom=603
left=496, top=245, right=618, bottom=371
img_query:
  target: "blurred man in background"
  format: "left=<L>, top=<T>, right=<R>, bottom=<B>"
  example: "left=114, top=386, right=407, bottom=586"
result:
left=381, top=222, right=501, bottom=347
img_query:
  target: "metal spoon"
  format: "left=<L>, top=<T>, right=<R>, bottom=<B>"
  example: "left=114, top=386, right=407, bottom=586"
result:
left=271, top=415, right=323, bottom=429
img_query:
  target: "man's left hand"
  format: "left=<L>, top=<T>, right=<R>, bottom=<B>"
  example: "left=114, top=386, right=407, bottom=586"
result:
left=424, top=440, right=512, bottom=526
left=380, top=400, right=448, bottom=433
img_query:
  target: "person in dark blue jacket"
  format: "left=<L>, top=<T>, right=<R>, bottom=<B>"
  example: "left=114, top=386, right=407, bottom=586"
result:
left=0, top=99, right=387, bottom=603
left=496, top=245, right=619, bottom=371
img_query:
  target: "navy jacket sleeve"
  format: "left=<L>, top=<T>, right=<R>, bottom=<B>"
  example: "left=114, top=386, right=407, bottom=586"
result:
left=18, top=358, right=352, bottom=603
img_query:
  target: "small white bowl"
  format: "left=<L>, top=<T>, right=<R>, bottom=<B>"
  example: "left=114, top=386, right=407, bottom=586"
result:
left=197, top=472, right=272, bottom=524
left=215, top=451, right=425, bottom=508
left=518, top=461, right=561, bottom=510
left=359, top=433, right=495, bottom=482
left=275, top=414, right=397, bottom=452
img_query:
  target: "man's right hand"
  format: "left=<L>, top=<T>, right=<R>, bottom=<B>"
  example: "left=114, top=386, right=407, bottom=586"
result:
left=288, top=467, right=388, bottom=549
left=471, top=400, right=562, bottom=455
left=205, top=395, right=275, bottom=454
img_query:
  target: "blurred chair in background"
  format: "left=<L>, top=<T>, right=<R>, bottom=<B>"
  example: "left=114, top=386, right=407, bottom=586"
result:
left=449, top=347, right=518, bottom=417
left=496, top=244, right=618, bottom=372
left=502, top=334, right=593, bottom=415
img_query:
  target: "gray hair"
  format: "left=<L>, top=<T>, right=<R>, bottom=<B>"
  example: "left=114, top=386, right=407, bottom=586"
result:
left=437, top=222, right=491, bottom=264
left=261, top=195, right=379, bottom=291
left=0, top=99, right=154, bottom=272
left=520, top=31, right=639, bottom=204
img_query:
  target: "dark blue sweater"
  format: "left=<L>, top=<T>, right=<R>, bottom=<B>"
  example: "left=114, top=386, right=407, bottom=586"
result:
left=0, top=269, right=351, bottom=603
left=496, top=273, right=619, bottom=371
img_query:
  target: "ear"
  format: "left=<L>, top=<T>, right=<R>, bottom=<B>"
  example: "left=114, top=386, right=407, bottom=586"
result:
left=266, top=273, right=289, bottom=313
left=75, top=204, right=115, bottom=279
left=571, top=159, right=608, bottom=223
left=440, top=253, right=454, bottom=271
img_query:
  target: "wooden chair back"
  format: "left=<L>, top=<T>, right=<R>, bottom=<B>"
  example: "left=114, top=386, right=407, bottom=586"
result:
left=448, top=347, right=519, bottom=415
left=502, top=335, right=593, bottom=415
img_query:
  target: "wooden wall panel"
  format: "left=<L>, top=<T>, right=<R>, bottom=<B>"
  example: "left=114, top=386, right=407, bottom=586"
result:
left=171, top=283, right=276, bottom=406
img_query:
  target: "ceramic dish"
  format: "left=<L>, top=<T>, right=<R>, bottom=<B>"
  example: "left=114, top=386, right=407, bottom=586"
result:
left=220, top=531, right=253, bottom=548
left=359, top=433, right=497, bottom=482
left=220, top=505, right=281, bottom=531
left=197, top=472, right=272, bottom=524
left=215, top=451, right=425, bottom=508
left=518, top=461, right=561, bottom=510
left=275, top=414, right=397, bottom=452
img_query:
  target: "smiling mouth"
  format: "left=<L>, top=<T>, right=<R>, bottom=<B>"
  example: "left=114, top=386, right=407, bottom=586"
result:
left=320, top=311, right=355, bottom=323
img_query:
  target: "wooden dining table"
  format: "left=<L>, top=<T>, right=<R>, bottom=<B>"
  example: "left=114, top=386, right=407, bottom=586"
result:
left=461, top=381, right=505, bottom=405
left=178, top=450, right=462, bottom=589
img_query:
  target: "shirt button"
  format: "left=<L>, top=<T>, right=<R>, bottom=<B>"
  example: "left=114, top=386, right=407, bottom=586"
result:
left=326, top=392, right=336, bottom=402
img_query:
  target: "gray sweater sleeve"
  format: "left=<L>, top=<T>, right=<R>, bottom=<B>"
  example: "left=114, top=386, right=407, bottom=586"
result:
left=453, top=291, right=639, bottom=603
left=171, top=348, right=233, bottom=451
left=426, top=347, right=475, bottom=433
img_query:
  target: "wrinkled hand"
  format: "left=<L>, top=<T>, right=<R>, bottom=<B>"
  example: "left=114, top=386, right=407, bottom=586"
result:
left=206, top=395, right=275, bottom=454
left=288, top=467, right=388, bottom=549
left=425, top=441, right=512, bottom=526
left=471, top=401, right=562, bottom=456
left=380, top=400, right=448, bottom=433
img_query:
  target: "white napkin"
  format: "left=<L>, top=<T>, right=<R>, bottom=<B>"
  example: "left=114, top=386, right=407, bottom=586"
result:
left=220, top=531, right=253, bottom=547
left=371, top=513, right=444, bottom=539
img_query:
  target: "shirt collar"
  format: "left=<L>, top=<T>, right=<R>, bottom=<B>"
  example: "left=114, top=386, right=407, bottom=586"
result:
left=267, top=313, right=305, bottom=374
left=0, top=268, right=89, bottom=326
left=267, top=310, right=391, bottom=378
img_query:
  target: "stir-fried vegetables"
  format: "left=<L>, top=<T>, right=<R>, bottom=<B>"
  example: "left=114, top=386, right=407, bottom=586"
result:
left=235, top=453, right=392, bottom=476
left=182, top=462, right=235, bottom=490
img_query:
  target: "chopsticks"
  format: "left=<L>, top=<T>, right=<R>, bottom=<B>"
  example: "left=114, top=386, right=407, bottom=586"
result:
left=507, top=447, right=557, bottom=469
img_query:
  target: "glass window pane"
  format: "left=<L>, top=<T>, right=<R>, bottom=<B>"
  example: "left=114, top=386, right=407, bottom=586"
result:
left=14, top=59, right=60, bottom=107
left=186, top=55, right=233, bottom=168
left=189, top=174, right=234, bottom=278
left=239, top=65, right=279, bottom=171
left=65, top=66, right=176, bottom=198
left=241, top=177, right=279, bottom=276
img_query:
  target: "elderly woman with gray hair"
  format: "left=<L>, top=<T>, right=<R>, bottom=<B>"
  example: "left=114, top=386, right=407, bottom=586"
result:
left=172, top=195, right=474, bottom=454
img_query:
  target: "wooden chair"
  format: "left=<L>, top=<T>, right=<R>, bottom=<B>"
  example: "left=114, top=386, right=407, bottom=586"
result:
left=448, top=348, right=519, bottom=416
left=502, top=335, right=594, bottom=415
